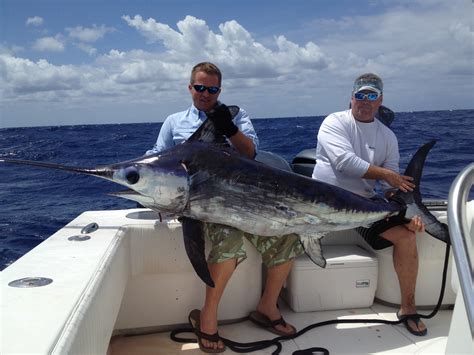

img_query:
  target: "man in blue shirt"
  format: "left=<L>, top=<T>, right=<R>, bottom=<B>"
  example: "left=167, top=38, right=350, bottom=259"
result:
left=146, top=66, right=258, bottom=159
left=147, top=62, right=302, bottom=352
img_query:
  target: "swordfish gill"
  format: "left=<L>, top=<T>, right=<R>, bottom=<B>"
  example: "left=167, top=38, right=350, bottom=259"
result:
left=0, top=113, right=449, bottom=287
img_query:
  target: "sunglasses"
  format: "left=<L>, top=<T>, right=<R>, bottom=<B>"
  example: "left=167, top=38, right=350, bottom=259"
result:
left=354, top=92, right=380, bottom=101
left=193, top=85, right=220, bottom=94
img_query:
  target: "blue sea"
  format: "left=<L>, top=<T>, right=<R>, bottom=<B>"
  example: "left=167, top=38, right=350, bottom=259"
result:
left=1, top=110, right=473, bottom=270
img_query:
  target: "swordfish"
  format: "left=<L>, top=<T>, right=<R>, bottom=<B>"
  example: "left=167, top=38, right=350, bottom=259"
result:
left=0, top=117, right=449, bottom=287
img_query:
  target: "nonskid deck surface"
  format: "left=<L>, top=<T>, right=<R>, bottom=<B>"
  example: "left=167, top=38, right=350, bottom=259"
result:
left=108, top=302, right=452, bottom=355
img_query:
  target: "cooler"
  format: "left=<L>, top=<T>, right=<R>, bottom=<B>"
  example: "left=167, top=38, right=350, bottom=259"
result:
left=282, top=244, right=378, bottom=312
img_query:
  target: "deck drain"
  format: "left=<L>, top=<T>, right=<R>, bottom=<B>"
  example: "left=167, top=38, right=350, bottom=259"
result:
left=68, top=235, right=91, bottom=241
left=8, top=277, right=53, bottom=288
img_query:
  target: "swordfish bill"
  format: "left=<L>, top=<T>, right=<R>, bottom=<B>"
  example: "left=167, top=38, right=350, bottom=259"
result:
left=0, top=116, right=449, bottom=287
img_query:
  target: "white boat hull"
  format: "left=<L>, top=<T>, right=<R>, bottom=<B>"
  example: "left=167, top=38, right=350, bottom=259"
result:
left=2, top=203, right=473, bottom=354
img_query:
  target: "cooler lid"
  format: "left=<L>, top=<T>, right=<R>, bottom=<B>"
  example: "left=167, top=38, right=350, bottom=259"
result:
left=296, top=244, right=377, bottom=269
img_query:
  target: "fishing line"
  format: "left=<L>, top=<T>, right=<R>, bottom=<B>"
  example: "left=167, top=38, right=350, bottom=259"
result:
left=170, top=242, right=451, bottom=354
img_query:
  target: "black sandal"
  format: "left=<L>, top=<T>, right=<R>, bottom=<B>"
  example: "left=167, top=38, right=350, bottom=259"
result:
left=397, top=311, right=428, bottom=336
left=249, top=310, right=296, bottom=336
left=188, top=309, right=226, bottom=353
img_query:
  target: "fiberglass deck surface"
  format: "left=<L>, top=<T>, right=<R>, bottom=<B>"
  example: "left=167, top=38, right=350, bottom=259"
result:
left=108, top=301, right=453, bottom=355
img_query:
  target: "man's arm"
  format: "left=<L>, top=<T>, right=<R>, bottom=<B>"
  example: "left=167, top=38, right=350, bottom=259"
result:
left=317, top=114, right=370, bottom=177
left=228, top=131, right=255, bottom=159
left=362, top=165, right=416, bottom=193
left=207, top=104, right=258, bottom=159
left=145, top=117, right=174, bottom=156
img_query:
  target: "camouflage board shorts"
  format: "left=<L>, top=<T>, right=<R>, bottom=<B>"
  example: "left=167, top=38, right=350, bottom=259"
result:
left=205, top=223, right=304, bottom=267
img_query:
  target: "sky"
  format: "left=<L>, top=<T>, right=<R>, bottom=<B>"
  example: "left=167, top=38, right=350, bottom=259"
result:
left=0, top=0, right=472, bottom=128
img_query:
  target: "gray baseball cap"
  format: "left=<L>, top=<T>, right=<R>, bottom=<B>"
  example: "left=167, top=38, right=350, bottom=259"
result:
left=353, top=73, right=383, bottom=95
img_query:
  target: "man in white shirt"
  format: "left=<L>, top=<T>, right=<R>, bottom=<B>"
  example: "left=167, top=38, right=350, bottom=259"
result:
left=312, top=73, right=427, bottom=336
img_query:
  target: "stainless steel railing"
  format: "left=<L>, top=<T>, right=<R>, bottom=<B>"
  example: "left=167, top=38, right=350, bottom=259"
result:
left=447, top=162, right=474, bottom=335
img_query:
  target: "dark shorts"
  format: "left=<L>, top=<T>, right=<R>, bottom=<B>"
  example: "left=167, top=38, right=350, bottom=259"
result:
left=356, top=215, right=410, bottom=250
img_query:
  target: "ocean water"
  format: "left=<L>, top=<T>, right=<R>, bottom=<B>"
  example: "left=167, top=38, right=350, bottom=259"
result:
left=0, top=109, right=473, bottom=270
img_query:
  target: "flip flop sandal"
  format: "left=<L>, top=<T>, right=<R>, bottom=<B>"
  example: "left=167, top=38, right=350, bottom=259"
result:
left=396, top=311, right=428, bottom=336
left=248, top=311, right=296, bottom=336
left=188, top=309, right=226, bottom=353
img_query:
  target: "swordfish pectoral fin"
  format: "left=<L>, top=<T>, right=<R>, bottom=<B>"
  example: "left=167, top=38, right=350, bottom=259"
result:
left=299, top=234, right=327, bottom=268
left=180, top=217, right=215, bottom=288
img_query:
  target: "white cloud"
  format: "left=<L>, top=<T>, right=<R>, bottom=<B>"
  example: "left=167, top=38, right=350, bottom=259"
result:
left=32, top=36, right=65, bottom=52
left=66, top=25, right=115, bottom=43
left=2, top=15, right=332, bottom=126
left=122, top=15, right=177, bottom=44
left=0, top=44, right=24, bottom=56
left=305, top=2, right=473, bottom=89
left=122, top=15, right=329, bottom=81
left=1, top=3, right=472, bottom=127
left=26, top=16, right=44, bottom=27
left=0, top=55, right=81, bottom=95
left=75, top=42, right=97, bottom=56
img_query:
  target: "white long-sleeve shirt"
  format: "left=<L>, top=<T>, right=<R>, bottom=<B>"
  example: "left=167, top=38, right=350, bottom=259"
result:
left=312, top=109, right=399, bottom=198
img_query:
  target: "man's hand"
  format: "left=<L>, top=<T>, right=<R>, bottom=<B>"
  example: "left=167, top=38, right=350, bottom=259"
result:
left=363, top=165, right=416, bottom=193
left=405, top=215, right=425, bottom=233
left=384, top=169, right=416, bottom=193
left=206, top=103, right=239, bottom=138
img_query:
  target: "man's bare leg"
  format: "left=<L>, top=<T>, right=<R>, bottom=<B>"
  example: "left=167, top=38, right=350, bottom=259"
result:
left=200, top=258, right=236, bottom=351
left=256, top=260, right=296, bottom=334
left=381, top=221, right=426, bottom=333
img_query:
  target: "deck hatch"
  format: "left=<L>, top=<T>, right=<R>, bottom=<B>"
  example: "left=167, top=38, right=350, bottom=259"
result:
left=68, top=235, right=91, bottom=241
left=8, top=277, right=53, bottom=288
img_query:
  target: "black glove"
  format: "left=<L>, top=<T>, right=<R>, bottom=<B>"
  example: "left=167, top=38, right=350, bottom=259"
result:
left=206, top=103, right=239, bottom=138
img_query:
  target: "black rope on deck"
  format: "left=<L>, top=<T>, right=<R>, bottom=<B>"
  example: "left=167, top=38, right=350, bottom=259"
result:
left=171, top=243, right=450, bottom=354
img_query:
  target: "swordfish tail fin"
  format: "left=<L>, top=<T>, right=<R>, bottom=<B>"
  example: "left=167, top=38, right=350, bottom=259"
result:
left=394, top=140, right=450, bottom=244
left=404, top=140, right=437, bottom=192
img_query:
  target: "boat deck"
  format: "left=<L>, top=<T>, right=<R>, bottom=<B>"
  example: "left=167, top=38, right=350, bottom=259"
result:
left=108, top=301, right=453, bottom=354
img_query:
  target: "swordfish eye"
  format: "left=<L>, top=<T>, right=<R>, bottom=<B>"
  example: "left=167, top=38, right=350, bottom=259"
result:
left=124, top=166, right=140, bottom=185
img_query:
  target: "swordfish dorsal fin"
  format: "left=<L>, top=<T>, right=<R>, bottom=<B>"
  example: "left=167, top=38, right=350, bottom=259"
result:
left=186, top=104, right=240, bottom=144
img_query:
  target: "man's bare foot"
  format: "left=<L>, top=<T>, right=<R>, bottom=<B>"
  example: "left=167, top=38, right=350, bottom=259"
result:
left=199, top=309, right=225, bottom=351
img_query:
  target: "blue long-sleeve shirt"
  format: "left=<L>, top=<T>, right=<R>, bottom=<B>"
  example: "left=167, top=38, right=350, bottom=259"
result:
left=145, top=104, right=259, bottom=155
